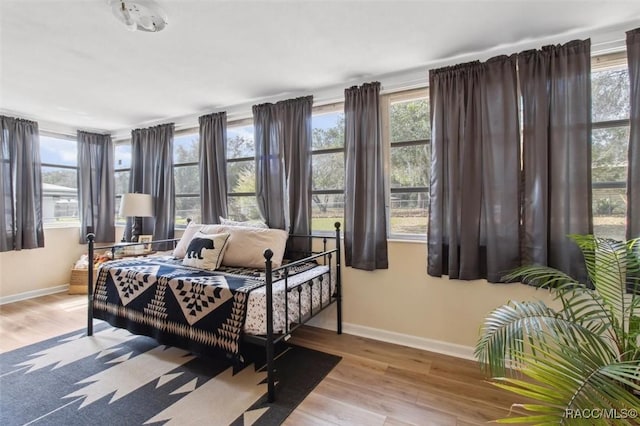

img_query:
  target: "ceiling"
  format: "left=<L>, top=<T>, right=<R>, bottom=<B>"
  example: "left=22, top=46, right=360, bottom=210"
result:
left=1, top=0, right=639, bottom=139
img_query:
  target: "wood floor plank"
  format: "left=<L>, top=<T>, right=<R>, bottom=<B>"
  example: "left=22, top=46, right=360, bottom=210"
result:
left=0, top=294, right=524, bottom=424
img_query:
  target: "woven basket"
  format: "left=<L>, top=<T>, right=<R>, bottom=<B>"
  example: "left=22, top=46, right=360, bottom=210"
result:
left=69, top=268, right=97, bottom=295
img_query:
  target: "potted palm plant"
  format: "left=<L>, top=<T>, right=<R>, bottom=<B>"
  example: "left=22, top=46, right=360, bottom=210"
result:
left=475, top=235, right=640, bottom=424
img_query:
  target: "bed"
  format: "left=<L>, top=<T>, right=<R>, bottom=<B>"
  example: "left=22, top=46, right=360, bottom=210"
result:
left=85, top=222, right=342, bottom=402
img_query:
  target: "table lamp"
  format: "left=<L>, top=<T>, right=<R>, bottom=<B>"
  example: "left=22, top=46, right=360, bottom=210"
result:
left=119, top=193, right=153, bottom=242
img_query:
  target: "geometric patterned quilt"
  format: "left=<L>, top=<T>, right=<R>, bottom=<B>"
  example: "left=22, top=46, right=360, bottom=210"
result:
left=92, top=256, right=264, bottom=358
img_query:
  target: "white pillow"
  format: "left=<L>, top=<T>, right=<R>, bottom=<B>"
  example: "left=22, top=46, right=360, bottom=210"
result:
left=219, top=217, right=268, bottom=229
left=181, top=232, right=230, bottom=270
left=222, top=227, right=288, bottom=269
left=173, top=223, right=226, bottom=258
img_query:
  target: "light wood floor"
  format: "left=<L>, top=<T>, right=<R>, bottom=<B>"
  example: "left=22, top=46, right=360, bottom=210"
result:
left=0, top=294, right=524, bottom=425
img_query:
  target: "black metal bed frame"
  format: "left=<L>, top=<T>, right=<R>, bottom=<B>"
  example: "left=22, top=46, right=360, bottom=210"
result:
left=85, top=222, right=342, bottom=402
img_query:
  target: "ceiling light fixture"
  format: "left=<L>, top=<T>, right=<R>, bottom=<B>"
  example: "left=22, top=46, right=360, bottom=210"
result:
left=110, top=0, right=168, bottom=32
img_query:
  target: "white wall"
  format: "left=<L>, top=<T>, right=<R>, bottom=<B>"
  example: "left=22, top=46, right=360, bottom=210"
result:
left=310, top=240, right=560, bottom=355
left=0, top=227, right=87, bottom=300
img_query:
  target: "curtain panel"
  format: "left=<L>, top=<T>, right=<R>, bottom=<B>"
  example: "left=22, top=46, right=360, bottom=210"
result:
left=199, top=112, right=228, bottom=224
left=0, top=116, right=45, bottom=252
left=128, top=123, right=175, bottom=249
left=344, top=82, right=388, bottom=270
left=253, top=96, right=313, bottom=257
left=427, top=56, right=521, bottom=282
left=77, top=131, right=115, bottom=243
left=277, top=96, right=313, bottom=257
left=253, top=102, right=286, bottom=230
left=519, top=39, right=592, bottom=281
left=627, top=28, right=640, bottom=239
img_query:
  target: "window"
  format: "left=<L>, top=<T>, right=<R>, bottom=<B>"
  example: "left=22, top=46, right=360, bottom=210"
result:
left=226, top=122, right=260, bottom=221
left=311, top=105, right=345, bottom=233
left=40, top=134, right=78, bottom=226
left=174, top=132, right=200, bottom=225
left=591, top=53, right=630, bottom=241
left=383, top=89, right=430, bottom=237
left=114, top=141, right=131, bottom=224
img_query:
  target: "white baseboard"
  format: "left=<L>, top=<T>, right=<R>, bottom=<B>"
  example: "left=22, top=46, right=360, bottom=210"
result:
left=308, top=315, right=476, bottom=361
left=0, top=284, right=69, bottom=305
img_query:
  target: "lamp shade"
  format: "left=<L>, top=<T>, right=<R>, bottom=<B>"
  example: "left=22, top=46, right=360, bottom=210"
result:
left=119, top=193, right=153, bottom=217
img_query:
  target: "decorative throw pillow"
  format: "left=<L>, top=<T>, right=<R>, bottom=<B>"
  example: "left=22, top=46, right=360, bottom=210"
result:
left=219, top=216, right=268, bottom=229
left=173, top=223, right=226, bottom=258
left=181, top=232, right=230, bottom=270
left=221, top=226, right=288, bottom=269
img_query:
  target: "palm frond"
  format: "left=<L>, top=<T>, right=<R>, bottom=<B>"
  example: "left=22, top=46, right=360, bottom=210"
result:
left=475, top=300, right=615, bottom=377
left=478, top=235, right=640, bottom=424
left=489, top=344, right=640, bottom=425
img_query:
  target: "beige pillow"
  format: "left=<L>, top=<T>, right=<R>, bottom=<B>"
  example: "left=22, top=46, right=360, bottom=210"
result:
left=222, top=227, right=288, bottom=269
left=181, top=232, right=230, bottom=270
left=173, top=223, right=226, bottom=258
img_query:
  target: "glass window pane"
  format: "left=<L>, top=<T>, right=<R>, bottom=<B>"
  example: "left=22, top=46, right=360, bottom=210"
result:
left=390, top=98, right=430, bottom=143
left=42, top=166, right=77, bottom=188
left=227, top=195, right=262, bottom=221
left=312, top=152, right=344, bottom=190
left=174, top=133, right=199, bottom=164
left=40, top=136, right=77, bottom=166
left=42, top=166, right=78, bottom=224
left=592, top=126, right=628, bottom=241
left=227, top=125, right=255, bottom=159
left=593, top=187, right=626, bottom=241
left=175, top=164, right=199, bottom=194
left=115, top=143, right=131, bottom=169
left=228, top=160, right=255, bottom=193
left=115, top=171, right=129, bottom=195
left=115, top=196, right=125, bottom=224
left=390, top=191, right=428, bottom=235
left=176, top=197, right=201, bottom=225
left=592, top=127, right=629, bottom=183
left=312, top=112, right=344, bottom=150
left=312, top=194, right=344, bottom=232
left=592, top=67, right=630, bottom=122
left=390, top=145, right=429, bottom=188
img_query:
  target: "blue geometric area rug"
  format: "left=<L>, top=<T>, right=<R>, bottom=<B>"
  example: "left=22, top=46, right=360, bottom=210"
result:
left=0, top=323, right=340, bottom=425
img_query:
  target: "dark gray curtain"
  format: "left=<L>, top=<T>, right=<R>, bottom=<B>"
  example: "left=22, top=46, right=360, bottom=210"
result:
left=278, top=96, right=313, bottom=256
left=0, top=116, right=44, bottom=252
left=428, top=56, right=520, bottom=282
left=519, top=39, right=592, bottom=280
left=627, top=28, right=640, bottom=239
left=77, top=131, right=115, bottom=243
left=344, top=82, right=388, bottom=270
left=253, top=96, right=313, bottom=255
left=199, top=112, right=228, bottom=224
left=128, top=123, right=175, bottom=249
left=254, top=102, right=286, bottom=230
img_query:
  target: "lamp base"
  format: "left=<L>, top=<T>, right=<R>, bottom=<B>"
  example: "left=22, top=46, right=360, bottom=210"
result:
left=121, top=216, right=142, bottom=242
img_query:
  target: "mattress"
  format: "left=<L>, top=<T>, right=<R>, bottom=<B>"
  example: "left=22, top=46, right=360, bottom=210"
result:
left=242, top=264, right=334, bottom=335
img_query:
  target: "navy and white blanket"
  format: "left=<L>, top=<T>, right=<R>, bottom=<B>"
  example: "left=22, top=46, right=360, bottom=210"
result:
left=92, top=256, right=317, bottom=357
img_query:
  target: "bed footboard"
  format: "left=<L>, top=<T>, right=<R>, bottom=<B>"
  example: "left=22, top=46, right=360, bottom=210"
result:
left=259, top=222, right=342, bottom=402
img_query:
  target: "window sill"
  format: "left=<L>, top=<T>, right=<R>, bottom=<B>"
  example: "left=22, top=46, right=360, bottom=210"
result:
left=43, top=222, right=80, bottom=230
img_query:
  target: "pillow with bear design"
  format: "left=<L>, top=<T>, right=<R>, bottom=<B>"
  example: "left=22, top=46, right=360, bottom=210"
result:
left=181, top=232, right=230, bottom=270
left=173, top=222, right=226, bottom=259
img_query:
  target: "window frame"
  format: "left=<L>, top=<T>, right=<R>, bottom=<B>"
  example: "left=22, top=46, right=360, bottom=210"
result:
left=590, top=52, right=630, bottom=240
left=381, top=88, right=430, bottom=241
left=226, top=117, right=260, bottom=222
left=113, top=139, right=131, bottom=226
left=39, top=132, right=79, bottom=228
left=173, top=130, right=200, bottom=227
left=311, top=102, right=345, bottom=236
